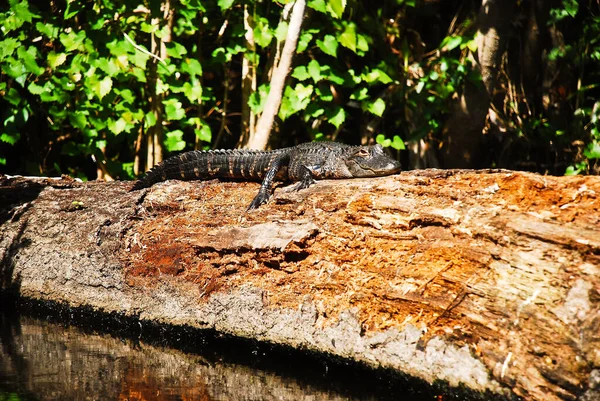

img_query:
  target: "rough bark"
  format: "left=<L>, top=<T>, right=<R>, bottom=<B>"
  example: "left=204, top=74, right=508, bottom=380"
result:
left=0, top=171, right=599, bottom=401
left=441, top=0, right=518, bottom=169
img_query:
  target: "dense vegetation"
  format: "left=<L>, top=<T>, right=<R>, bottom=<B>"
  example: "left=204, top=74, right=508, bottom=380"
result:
left=0, top=0, right=599, bottom=180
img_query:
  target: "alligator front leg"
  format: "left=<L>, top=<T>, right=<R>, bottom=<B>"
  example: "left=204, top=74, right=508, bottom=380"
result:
left=291, top=166, right=317, bottom=191
left=247, top=153, right=290, bottom=210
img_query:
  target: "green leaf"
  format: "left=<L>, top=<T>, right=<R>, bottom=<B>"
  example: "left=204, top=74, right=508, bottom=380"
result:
left=363, top=69, right=393, bottom=84
left=60, top=31, right=87, bottom=52
left=17, top=46, right=44, bottom=75
left=95, top=57, right=120, bottom=76
left=0, top=38, right=20, bottom=62
left=248, top=84, right=270, bottom=114
left=564, top=165, right=581, bottom=176
left=64, top=1, right=83, bottom=19
left=339, top=23, right=357, bottom=52
left=165, top=42, right=188, bottom=58
left=328, top=0, right=346, bottom=18
left=317, top=35, right=338, bottom=57
left=279, top=84, right=313, bottom=120
left=1, top=132, right=21, bottom=145
left=218, top=0, right=235, bottom=11
left=376, top=134, right=391, bottom=148
left=181, top=58, right=203, bottom=76
left=441, top=36, right=462, bottom=51
left=583, top=141, right=600, bottom=159
left=194, top=123, right=212, bottom=143
left=391, top=135, right=405, bottom=150
left=108, top=118, right=127, bottom=135
left=12, top=0, right=39, bottom=24
left=93, top=76, right=113, bottom=100
left=254, top=20, right=274, bottom=48
left=47, top=52, right=67, bottom=69
left=70, top=112, right=88, bottom=130
left=27, top=82, right=44, bottom=95
left=307, top=59, right=322, bottom=82
left=308, top=0, right=327, bottom=13
left=356, top=34, right=369, bottom=53
left=145, top=112, right=157, bottom=128
left=297, top=31, right=314, bottom=53
left=327, top=106, right=345, bottom=128
left=275, top=21, right=288, bottom=42
left=292, top=66, right=311, bottom=81
left=35, top=22, right=59, bottom=39
left=164, top=99, right=185, bottom=120
left=564, top=0, right=578, bottom=17
left=165, top=130, right=186, bottom=151
left=366, top=98, right=386, bottom=116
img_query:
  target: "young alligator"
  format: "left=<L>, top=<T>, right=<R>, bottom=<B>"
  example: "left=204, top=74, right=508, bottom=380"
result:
left=131, top=141, right=401, bottom=210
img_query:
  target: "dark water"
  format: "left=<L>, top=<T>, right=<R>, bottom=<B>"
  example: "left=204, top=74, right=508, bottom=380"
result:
left=0, top=299, right=484, bottom=401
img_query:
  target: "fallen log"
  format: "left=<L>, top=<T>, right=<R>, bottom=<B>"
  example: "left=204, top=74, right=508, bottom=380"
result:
left=0, top=171, right=599, bottom=400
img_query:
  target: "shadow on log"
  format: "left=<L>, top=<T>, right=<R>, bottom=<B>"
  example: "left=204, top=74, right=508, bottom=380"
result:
left=0, top=171, right=599, bottom=401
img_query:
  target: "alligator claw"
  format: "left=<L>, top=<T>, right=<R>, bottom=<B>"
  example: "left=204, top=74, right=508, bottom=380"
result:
left=247, top=190, right=270, bottom=210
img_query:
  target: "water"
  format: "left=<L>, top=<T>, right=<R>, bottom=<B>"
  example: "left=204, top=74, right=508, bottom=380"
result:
left=0, top=299, right=471, bottom=401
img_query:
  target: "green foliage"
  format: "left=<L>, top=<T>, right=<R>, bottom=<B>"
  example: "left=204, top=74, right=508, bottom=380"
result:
left=1, top=0, right=597, bottom=177
left=0, top=0, right=214, bottom=175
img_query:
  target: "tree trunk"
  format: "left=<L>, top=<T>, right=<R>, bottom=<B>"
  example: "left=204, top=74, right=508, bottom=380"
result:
left=245, top=0, right=306, bottom=150
left=0, top=171, right=599, bottom=401
left=146, top=0, right=174, bottom=169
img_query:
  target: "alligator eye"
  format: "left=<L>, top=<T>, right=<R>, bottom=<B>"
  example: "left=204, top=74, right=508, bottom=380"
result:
left=357, top=148, right=370, bottom=158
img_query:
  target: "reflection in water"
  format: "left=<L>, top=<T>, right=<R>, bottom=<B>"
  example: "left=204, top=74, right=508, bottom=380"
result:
left=0, top=301, right=453, bottom=401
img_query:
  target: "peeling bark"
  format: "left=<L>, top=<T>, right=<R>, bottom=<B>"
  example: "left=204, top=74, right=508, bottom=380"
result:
left=1, top=171, right=599, bottom=401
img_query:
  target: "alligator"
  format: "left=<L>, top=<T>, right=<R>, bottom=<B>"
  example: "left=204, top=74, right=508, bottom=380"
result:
left=132, top=142, right=402, bottom=210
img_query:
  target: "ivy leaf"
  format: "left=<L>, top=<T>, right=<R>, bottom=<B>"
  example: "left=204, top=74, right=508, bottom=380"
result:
left=365, top=98, right=386, bottom=116
left=181, top=58, right=203, bottom=76
left=107, top=118, right=127, bottom=135
left=327, top=106, right=346, bottom=128
left=441, top=36, right=462, bottom=51
left=0, top=38, right=20, bottom=62
left=27, top=82, right=45, bottom=95
left=564, top=0, right=578, bottom=17
left=92, top=76, right=113, bottom=100
left=584, top=141, right=600, bottom=159
left=376, top=134, right=392, bottom=148
left=297, top=31, right=314, bottom=53
left=17, top=46, right=44, bottom=76
left=339, top=23, right=357, bottom=52
left=218, top=0, right=235, bottom=12
left=363, top=68, right=393, bottom=84
left=60, top=31, right=87, bottom=52
left=275, top=21, right=288, bottom=42
left=165, top=130, right=186, bottom=151
left=70, top=112, right=88, bottom=131
left=307, top=59, right=322, bottom=82
left=145, top=112, right=157, bottom=128
left=194, top=124, right=212, bottom=143
left=317, top=35, right=338, bottom=57
left=165, top=42, right=188, bottom=58
left=248, top=84, right=270, bottom=114
left=307, top=0, right=327, bottom=13
left=47, top=52, right=67, bottom=69
left=391, top=135, right=405, bottom=150
left=328, top=0, right=346, bottom=18
left=254, top=22, right=274, bottom=48
left=164, top=99, right=185, bottom=120
left=292, top=66, right=311, bottom=81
